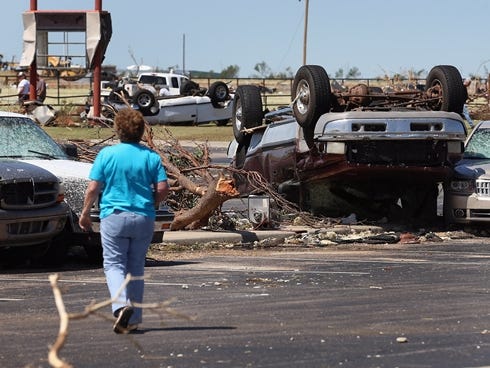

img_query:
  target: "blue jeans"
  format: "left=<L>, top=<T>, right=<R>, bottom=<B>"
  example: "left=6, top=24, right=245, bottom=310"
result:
left=100, top=211, right=154, bottom=324
left=463, top=104, right=474, bottom=128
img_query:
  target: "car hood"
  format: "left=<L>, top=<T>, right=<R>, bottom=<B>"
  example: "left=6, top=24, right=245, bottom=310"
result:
left=454, top=158, right=490, bottom=180
left=21, top=159, right=92, bottom=180
left=22, top=159, right=93, bottom=215
left=0, top=159, right=59, bottom=181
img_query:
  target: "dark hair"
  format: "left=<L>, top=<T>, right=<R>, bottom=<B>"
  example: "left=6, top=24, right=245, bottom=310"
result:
left=114, top=108, right=145, bottom=142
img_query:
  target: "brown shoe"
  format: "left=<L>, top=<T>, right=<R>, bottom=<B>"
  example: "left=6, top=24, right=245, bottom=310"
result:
left=113, top=306, right=134, bottom=334
left=127, top=324, right=139, bottom=332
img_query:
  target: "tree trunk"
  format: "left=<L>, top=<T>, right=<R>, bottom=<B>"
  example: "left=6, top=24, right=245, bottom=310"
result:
left=171, top=176, right=239, bottom=230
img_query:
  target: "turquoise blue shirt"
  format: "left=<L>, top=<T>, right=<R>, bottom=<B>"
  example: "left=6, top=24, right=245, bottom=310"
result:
left=89, top=142, right=167, bottom=219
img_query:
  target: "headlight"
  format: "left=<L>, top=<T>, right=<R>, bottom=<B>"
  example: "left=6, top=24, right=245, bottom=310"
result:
left=449, top=179, right=475, bottom=194
left=57, top=180, right=65, bottom=203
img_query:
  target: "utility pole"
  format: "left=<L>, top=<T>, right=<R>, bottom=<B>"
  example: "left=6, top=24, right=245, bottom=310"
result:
left=302, top=0, right=309, bottom=65
left=182, top=33, right=186, bottom=75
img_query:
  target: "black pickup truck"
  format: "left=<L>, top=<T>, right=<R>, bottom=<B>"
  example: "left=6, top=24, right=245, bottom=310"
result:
left=0, top=159, right=68, bottom=263
left=0, top=111, right=174, bottom=264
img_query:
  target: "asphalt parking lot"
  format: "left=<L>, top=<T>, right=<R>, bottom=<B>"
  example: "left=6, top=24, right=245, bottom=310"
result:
left=1, top=238, right=490, bottom=368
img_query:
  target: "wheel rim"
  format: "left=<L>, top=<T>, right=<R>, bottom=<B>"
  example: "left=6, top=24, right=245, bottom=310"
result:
left=137, top=94, right=152, bottom=107
left=234, top=99, right=243, bottom=131
left=295, top=80, right=310, bottom=115
left=215, top=85, right=227, bottom=100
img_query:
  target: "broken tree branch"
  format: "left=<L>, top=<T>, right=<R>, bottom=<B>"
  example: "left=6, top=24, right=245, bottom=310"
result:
left=48, top=273, right=191, bottom=367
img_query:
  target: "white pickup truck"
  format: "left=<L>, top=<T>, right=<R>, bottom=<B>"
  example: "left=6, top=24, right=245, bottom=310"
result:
left=100, top=71, right=234, bottom=126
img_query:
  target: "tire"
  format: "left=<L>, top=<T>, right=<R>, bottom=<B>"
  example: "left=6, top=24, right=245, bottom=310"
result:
left=31, top=230, right=69, bottom=268
left=232, top=85, right=263, bottom=144
left=208, top=81, right=229, bottom=107
left=133, top=89, right=156, bottom=115
left=180, top=80, right=200, bottom=96
left=292, top=65, right=332, bottom=129
left=83, top=243, right=103, bottom=265
left=425, top=65, right=466, bottom=114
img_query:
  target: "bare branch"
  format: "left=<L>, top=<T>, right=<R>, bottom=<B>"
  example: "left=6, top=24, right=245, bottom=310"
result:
left=48, top=273, right=191, bottom=367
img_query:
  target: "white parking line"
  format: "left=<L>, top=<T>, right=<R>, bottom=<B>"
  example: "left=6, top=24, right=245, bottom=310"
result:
left=0, top=276, right=201, bottom=287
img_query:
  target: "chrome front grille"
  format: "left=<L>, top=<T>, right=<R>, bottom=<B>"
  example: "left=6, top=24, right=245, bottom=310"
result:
left=0, top=179, right=59, bottom=209
left=476, top=180, right=490, bottom=197
left=8, top=220, right=50, bottom=235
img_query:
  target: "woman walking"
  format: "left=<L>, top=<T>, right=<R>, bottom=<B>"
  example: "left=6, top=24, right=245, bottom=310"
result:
left=79, top=108, right=169, bottom=333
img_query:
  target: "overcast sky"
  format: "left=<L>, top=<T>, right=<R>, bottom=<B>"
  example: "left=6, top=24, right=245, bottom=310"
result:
left=2, top=0, right=489, bottom=78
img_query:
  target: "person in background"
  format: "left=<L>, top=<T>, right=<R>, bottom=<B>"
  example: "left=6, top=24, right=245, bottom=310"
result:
left=78, top=108, right=169, bottom=334
left=17, top=71, right=29, bottom=103
left=36, top=74, right=47, bottom=103
left=159, top=86, right=171, bottom=97
left=463, top=78, right=474, bottom=128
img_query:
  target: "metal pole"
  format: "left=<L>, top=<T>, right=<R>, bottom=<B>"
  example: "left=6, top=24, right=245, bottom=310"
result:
left=182, top=33, right=186, bottom=75
left=93, top=0, right=103, bottom=117
left=29, top=0, right=38, bottom=100
left=302, top=0, right=309, bottom=65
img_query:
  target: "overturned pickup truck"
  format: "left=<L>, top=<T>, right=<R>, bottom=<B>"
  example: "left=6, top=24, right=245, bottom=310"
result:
left=228, top=65, right=468, bottom=224
left=100, top=73, right=234, bottom=126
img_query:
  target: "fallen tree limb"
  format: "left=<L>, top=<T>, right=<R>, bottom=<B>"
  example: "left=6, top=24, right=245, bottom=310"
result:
left=48, top=273, right=192, bottom=367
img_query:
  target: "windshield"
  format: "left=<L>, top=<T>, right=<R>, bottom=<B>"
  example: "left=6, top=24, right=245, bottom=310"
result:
left=0, top=116, right=68, bottom=159
left=464, top=128, right=490, bottom=159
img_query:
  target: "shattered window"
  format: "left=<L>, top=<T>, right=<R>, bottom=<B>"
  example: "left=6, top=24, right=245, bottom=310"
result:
left=464, top=128, right=490, bottom=159
left=0, top=117, right=67, bottom=159
left=171, top=77, right=179, bottom=88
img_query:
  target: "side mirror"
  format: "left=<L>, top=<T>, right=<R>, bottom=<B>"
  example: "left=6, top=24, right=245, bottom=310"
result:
left=59, top=142, right=78, bottom=158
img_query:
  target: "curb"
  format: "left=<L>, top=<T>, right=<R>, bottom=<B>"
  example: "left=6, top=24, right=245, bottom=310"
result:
left=162, top=229, right=297, bottom=245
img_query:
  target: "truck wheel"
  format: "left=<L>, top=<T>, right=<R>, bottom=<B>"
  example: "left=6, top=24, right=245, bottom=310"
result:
left=83, top=243, right=103, bottom=264
left=292, top=65, right=332, bottom=130
left=232, top=85, right=263, bottom=144
left=426, top=65, right=466, bottom=114
left=31, top=230, right=69, bottom=267
left=208, top=81, right=229, bottom=107
left=133, top=89, right=156, bottom=115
